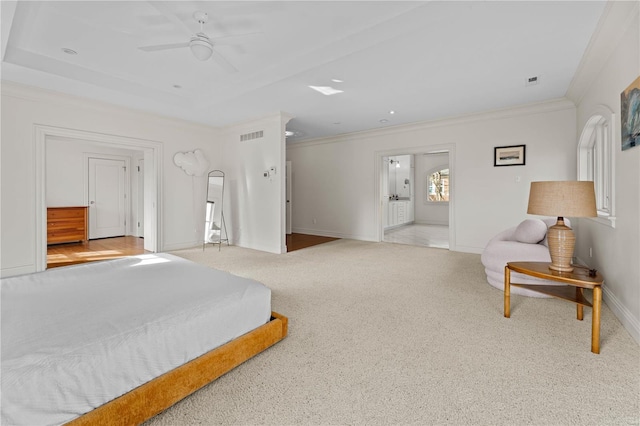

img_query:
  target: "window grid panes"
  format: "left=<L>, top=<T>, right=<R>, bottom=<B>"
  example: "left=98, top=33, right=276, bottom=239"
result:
left=427, top=169, right=449, bottom=202
left=578, top=111, right=614, bottom=224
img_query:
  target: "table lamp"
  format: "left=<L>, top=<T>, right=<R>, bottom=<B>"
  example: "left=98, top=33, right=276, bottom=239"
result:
left=527, top=181, right=597, bottom=272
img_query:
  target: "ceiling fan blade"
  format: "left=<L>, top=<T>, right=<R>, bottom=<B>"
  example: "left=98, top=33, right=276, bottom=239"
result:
left=139, top=42, right=190, bottom=52
left=210, top=48, right=238, bottom=73
left=211, top=32, right=262, bottom=46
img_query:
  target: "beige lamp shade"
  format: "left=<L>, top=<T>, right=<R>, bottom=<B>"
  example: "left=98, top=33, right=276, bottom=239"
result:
left=527, top=181, right=597, bottom=272
left=527, top=181, right=597, bottom=218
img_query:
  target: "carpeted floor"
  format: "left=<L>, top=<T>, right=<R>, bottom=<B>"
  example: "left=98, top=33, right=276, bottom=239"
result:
left=146, top=239, right=639, bottom=425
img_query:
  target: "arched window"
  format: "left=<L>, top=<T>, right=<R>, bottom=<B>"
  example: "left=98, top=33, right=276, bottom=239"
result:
left=577, top=105, right=616, bottom=227
left=426, top=166, right=449, bottom=202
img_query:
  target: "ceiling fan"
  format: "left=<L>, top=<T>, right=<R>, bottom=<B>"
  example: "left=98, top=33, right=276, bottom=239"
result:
left=138, top=11, right=255, bottom=73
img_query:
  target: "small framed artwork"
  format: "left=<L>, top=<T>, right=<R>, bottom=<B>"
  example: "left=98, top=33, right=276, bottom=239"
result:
left=494, top=145, right=526, bottom=167
left=621, top=75, right=640, bottom=151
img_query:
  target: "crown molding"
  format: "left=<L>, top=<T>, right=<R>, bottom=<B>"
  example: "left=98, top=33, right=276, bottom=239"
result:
left=0, top=80, right=220, bottom=133
left=288, top=98, right=575, bottom=149
left=566, top=0, right=640, bottom=105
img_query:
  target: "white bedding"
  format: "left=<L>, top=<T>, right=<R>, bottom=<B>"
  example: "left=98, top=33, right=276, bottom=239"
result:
left=1, top=253, right=271, bottom=426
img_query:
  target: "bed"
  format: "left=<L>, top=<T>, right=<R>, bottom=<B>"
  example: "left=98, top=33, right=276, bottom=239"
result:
left=1, top=253, right=287, bottom=426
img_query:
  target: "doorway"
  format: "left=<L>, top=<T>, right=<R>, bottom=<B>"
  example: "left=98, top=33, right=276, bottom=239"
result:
left=35, top=125, right=162, bottom=272
left=286, top=160, right=292, bottom=235
left=377, top=144, right=455, bottom=250
left=135, top=159, right=145, bottom=237
left=88, top=157, right=127, bottom=239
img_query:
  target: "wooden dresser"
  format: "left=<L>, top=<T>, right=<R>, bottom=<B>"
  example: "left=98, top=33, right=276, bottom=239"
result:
left=47, top=206, right=89, bottom=245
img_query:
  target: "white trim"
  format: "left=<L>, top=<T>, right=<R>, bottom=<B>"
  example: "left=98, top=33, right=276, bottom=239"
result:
left=577, top=104, right=616, bottom=228
left=602, top=284, right=640, bottom=345
left=34, top=126, right=47, bottom=272
left=163, top=241, right=204, bottom=252
left=566, top=1, right=640, bottom=105
left=0, top=265, right=36, bottom=278
left=289, top=98, right=574, bottom=149
left=585, top=215, right=617, bottom=229
left=83, top=153, right=132, bottom=237
left=3, top=81, right=215, bottom=132
left=291, top=227, right=376, bottom=242
left=34, top=124, right=163, bottom=272
left=133, top=156, right=145, bottom=238
left=414, top=220, right=449, bottom=226
left=1, top=2, right=17, bottom=63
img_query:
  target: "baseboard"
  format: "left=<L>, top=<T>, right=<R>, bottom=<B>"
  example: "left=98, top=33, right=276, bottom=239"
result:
left=575, top=256, right=640, bottom=345
left=602, top=285, right=640, bottom=345
left=1, top=264, right=37, bottom=278
left=413, top=220, right=449, bottom=226
left=163, top=240, right=202, bottom=252
left=234, top=237, right=283, bottom=254
left=292, top=227, right=376, bottom=242
left=452, top=245, right=483, bottom=255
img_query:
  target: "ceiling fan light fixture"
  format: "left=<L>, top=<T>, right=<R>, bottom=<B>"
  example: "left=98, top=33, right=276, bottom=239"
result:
left=190, top=39, right=213, bottom=61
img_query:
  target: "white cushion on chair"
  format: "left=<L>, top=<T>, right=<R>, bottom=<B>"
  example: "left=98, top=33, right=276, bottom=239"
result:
left=481, top=218, right=570, bottom=297
left=513, top=219, right=547, bottom=244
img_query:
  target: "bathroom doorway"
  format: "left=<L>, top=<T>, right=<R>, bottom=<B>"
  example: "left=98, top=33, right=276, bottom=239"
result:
left=378, top=145, right=454, bottom=250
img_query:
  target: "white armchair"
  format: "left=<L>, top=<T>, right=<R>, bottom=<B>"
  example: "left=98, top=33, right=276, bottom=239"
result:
left=481, top=218, right=570, bottom=297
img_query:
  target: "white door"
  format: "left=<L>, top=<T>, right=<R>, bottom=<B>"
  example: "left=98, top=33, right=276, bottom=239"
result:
left=137, top=159, right=144, bottom=237
left=286, top=161, right=292, bottom=235
left=88, top=158, right=126, bottom=239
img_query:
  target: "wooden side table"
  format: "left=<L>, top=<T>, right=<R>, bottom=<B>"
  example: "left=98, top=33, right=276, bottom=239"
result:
left=504, top=262, right=604, bottom=354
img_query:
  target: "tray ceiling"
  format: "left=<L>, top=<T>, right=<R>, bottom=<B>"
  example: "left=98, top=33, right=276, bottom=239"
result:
left=1, top=1, right=607, bottom=142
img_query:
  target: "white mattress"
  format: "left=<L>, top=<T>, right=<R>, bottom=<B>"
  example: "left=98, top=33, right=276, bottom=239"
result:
left=1, top=253, right=271, bottom=426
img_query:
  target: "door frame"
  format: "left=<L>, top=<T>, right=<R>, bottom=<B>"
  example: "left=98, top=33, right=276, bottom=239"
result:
left=133, top=157, right=145, bottom=238
left=35, top=125, right=163, bottom=272
left=84, top=154, right=131, bottom=238
left=374, top=143, right=456, bottom=250
left=286, top=160, right=292, bottom=235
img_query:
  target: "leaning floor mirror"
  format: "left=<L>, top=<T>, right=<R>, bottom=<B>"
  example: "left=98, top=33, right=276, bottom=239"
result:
left=204, top=170, right=229, bottom=251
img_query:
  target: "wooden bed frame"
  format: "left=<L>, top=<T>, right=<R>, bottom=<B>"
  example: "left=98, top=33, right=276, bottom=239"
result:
left=66, top=312, right=287, bottom=426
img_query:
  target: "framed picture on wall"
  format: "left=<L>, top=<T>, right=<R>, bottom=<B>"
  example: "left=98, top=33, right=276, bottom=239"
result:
left=494, top=145, right=526, bottom=167
left=621, top=75, right=640, bottom=151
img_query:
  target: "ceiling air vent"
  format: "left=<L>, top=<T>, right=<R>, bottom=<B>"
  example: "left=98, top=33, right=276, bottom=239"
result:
left=525, top=75, right=540, bottom=87
left=240, top=130, right=264, bottom=141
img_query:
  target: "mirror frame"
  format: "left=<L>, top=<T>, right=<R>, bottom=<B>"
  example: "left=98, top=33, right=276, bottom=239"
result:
left=204, top=170, right=229, bottom=250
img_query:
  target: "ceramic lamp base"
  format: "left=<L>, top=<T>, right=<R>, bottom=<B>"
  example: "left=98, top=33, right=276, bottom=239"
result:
left=547, top=217, right=575, bottom=272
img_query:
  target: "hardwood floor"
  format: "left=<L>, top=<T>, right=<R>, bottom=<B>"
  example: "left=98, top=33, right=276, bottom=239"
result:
left=47, top=234, right=337, bottom=267
left=286, top=233, right=339, bottom=252
left=47, top=236, right=148, bottom=268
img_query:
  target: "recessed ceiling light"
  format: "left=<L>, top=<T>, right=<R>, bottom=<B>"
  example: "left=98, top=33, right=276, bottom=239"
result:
left=61, top=48, right=77, bottom=55
left=379, top=119, right=389, bottom=123
left=389, top=110, right=396, bottom=115
left=285, top=130, right=294, bottom=137
left=308, top=85, right=344, bottom=96
left=173, top=84, right=182, bottom=89
left=331, top=79, right=344, bottom=83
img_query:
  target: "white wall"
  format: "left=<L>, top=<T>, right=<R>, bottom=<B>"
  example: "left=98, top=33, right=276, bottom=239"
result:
left=220, top=113, right=290, bottom=254
left=387, top=155, right=411, bottom=199
left=1, top=82, right=220, bottom=277
left=46, top=137, right=143, bottom=236
left=287, top=99, right=577, bottom=252
left=415, top=152, right=449, bottom=226
left=569, top=1, right=639, bottom=343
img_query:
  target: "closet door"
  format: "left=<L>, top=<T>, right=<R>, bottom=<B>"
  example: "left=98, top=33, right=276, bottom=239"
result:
left=88, top=158, right=126, bottom=239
